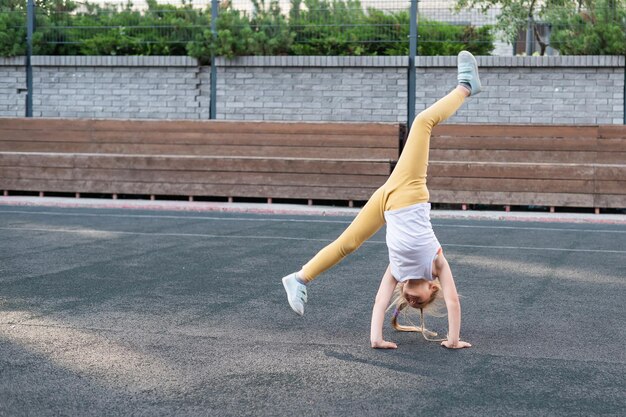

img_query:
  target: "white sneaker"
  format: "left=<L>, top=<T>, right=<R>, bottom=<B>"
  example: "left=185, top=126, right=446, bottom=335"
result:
left=282, top=273, right=307, bottom=316
left=457, top=51, right=482, bottom=96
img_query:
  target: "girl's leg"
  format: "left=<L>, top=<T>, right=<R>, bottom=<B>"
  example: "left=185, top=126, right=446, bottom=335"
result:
left=384, top=87, right=467, bottom=211
left=299, top=187, right=387, bottom=283
left=292, top=87, right=468, bottom=284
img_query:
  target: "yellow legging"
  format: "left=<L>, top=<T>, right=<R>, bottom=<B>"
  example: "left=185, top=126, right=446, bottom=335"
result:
left=300, top=88, right=466, bottom=283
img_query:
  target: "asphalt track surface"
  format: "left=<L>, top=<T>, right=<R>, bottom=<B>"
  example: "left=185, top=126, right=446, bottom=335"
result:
left=0, top=205, right=625, bottom=416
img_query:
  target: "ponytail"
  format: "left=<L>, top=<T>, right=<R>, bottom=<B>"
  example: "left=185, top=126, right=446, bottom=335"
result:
left=388, top=282, right=447, bottom=342
left=391, top=299, right=422, bottom=332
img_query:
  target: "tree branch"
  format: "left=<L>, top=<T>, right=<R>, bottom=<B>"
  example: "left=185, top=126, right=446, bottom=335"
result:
left=533, top=23, right=548, bottom=56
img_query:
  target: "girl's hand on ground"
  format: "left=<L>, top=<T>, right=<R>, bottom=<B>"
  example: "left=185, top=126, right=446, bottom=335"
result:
left=371, top=340, right=398, bottom=349
left=441, top=340, right=472, bottom=349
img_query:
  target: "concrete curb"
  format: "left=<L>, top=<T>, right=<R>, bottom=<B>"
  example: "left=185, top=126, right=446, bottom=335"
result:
left=1, top=197, right=625, bottom=225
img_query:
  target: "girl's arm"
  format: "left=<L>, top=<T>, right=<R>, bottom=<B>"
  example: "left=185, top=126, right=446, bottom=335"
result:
left=435, top=254, right=472, bottom=349
left=370, top=265, right=398, bottom=349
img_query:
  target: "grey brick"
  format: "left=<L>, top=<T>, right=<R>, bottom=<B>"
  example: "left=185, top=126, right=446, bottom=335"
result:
left=508, top=116, right=532, bottom=123
left=554, top=105, right=575, bottom=112
left=574, top=104, right=594, bottom=112
left=596, top=105, right=614, bottom=112
left=530, top=117, right=554, bottom=123
left=574, top=117, right=598, bottom=124
left=588, top=98, right=608, bottom=105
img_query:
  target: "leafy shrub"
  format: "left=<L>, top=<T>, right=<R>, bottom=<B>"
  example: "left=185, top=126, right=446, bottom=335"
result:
left=372, top=14, right=494, bottom=56
left=188, top=7, right=252, bottom=62
left=289, top=0, right=369, bottom=55
left=248, top=0, right=294, bottom=55
left=0, top=5, right=26, bottom=56
left=2, top=0, right=495, bottom=58
left=546, top=0, right=626, bottom=55
left=288, top=1, right=493, bottom=56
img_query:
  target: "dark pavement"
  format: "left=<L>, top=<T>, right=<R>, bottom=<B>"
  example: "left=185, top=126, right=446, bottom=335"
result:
left=0, top=205, right=625, bottom=416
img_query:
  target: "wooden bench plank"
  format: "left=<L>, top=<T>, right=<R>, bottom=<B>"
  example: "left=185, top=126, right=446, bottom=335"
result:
left=596, top=152, right=626, bottom=164
left=430, top=137, right=598, bottom=151
left=0, top=167, right=389, bottom=189
left=0, top=129, right=398, bottom=149
left=430, top=149, right=597, bottom=164
left=89, top=132, right=399, bottom=148
left=88, top=119, right=401, bottom=136
left=596, top=139, right=626, bottom=152
left=0, top=118, right=400, bottom=137
left=73, top=155, right=393, bottom=175
left=0, top=152, right=393, bottom=175
left=0, top=178, right=378, bottom=200
left=429, top=190, right=594, bottom=207
left=429, top=177, right=593, bottom=193
left=594, top=194, right=626, bottom=208
left=433, top=124, right=598, bottom=138
left=429, top=162, right=595, bottom=180
left=598, top=125, right=626, bottom=139
left=0, top=143, right=398, bottom=159
left=594, top=165, right=626, bottom=181
left=0, top=153, right=76, bottom=168
left=0, top=130, right=92, bottom=142
left=0, top=118, right=93, bottom=131
left=595, top=181, right=626, bottom=195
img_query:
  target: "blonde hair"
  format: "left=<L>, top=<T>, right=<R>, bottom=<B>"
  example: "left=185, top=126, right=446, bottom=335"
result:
left=388, top=280, right=447, bottom=342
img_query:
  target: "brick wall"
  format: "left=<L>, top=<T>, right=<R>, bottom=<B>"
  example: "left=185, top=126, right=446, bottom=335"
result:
left=0, top=57, right=26, bottom=117
left=0, top=55, right=624, bottom=124
left=216, top=57, right=406, bottom=122
left=28, top=56, right=205, bottom=119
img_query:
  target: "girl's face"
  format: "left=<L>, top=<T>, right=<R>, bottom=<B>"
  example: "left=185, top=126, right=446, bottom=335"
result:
left=402, top=279, right=434, bottom=308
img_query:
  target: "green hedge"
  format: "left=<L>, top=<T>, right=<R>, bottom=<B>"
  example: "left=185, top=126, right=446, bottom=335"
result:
left=0, top=0, right=495, bottom=59
left=546, top=0, right=626, bottom=55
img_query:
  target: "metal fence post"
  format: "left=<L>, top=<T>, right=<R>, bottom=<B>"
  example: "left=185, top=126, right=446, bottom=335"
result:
left=407, top=0, right=418, bottom=131
left=25, top=0, right=34, bottom=117
left=209, top=0, right=218, bottom=120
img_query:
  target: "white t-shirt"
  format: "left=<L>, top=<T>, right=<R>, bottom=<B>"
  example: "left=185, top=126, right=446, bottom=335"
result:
left=384, top=202, right=441, bottom=283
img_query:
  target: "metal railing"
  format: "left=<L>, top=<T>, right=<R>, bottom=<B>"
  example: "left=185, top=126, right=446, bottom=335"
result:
left=3, top=1, right=500, bottom=56
left=3, top=1, right=625, bottom=57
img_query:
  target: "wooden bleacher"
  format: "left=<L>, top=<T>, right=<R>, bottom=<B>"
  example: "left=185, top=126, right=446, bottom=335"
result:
left=0, top=119, right=624, bottom=211
left=0, top=118, right=400, bottom=204
left=427, top=124, right=626, bottom=210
